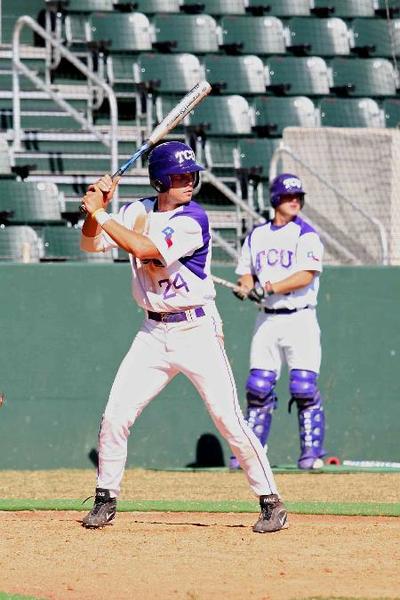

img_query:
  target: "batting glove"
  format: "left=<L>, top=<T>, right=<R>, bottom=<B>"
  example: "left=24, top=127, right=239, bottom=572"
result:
left=247, top=282, right=265, bottom=304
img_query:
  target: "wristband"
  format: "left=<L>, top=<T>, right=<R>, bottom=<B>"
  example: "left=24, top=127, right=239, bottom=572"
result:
left=265, top=281, right=274, bottom=296
left=92, top=208, right=111, bottom=227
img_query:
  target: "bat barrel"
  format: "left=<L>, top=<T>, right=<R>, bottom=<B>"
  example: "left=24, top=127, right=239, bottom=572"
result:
left=148, top=80, right=212, bottom=145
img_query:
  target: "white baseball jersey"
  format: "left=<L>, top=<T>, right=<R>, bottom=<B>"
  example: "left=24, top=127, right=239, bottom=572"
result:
left=236, top=216, right=324, bottom=310
left=81, top=197, right=216, bottom=313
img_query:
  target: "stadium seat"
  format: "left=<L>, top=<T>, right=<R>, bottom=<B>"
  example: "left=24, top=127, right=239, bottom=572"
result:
left=64, top=0, right=114, bottom=11
left=106, top=55, right=136, bottom=93
left=203, top=138, right=237, bottom=172
left=374, top=0, right=400, bottom=18
left=235, top=138, right=280, bottom=212
left=41, top=226, right=113, bottom=262
left=188, top=95, right=252, bottom=135
left=0, top=226, right=41, bottom=263
left=236, top=138, right=279, bottom=179
left=351, top=18, right=400, bottom=58
left=203, top=54, right=266, bottom=95
left=0, top=181, right=63, bottom=225
left=64, top=14, right=90, bottom=49
left=0, top=134, right=14, bottom=178
left=152, top=14, right=219, bottom=53
left=134, top=0, right=181, bottom=13
left=182, top=0, right=246, bottom=15
left=310, top=0, right=375, bottom=18
left=1, top=0, right=43, bottom=44
left=136, top=53, right=203, bottom=93
left=330, top=58, right=398, bottom=97
left=264, top=56, right=330, bottom=96
left=246, top=0, right=310, bottom=17
left=252, top=96, right=317, bottom=137
left=319, top=97, right=384, bottom=127
left=89, top=12, right=152, bottom=52
left=220, top=16, right=286, bottom=55
left=287, top=18, right=351, bottom=57
left=382, top=98, right=400, bottom=127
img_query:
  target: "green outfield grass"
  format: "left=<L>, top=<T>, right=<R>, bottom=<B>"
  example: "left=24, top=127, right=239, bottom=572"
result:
left=0, top=595, right=46, bottom=600
left=0, top=498, right=399, bottom=516
left=159, top=465, right=400, bottom=474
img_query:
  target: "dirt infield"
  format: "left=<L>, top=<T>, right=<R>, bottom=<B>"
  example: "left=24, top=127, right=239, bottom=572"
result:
left=0, top=470, right=399, bottom=600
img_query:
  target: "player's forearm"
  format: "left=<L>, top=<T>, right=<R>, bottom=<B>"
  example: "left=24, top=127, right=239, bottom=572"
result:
left=100, top=218, right=161, bottom=260
left=82, top=214, right=102, bottom=237
left=269, top=270, right=315, bottom=295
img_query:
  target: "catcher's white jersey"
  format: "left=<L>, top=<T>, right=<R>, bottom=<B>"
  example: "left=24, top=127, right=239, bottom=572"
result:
left=236, top=216, right=324, bottom=310
left=81, top=197, right=216, bottom=313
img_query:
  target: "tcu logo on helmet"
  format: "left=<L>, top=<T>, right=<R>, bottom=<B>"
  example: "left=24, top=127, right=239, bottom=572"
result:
left=283, top=177, right=301, bottom=190
left=175, top=149, right=195, bottom=164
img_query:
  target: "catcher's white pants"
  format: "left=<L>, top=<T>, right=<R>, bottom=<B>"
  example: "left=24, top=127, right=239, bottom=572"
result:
left=250, top=307, right=322, bottom=375
left=97, top=312, right=279, bottom=498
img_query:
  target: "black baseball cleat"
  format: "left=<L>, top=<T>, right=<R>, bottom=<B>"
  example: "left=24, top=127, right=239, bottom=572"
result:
left=253, top=494, right=289, bottom=533
left=82, top=488, right=117, bottom=529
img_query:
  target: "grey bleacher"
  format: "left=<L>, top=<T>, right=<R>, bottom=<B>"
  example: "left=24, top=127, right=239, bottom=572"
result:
left=0, top=0, right=399, bottom=265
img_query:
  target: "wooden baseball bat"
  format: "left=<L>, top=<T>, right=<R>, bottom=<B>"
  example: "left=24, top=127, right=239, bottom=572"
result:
left=80, top=80, right=212, bottom=213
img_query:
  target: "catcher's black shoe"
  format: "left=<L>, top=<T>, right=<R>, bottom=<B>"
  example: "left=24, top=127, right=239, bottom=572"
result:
left=82, top=488, right=117, bottom=529
left=253, top=494, right=288, bottom=533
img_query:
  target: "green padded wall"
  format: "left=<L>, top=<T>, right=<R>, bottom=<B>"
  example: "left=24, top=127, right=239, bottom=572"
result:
left=0, top=264, right=399, bottom=469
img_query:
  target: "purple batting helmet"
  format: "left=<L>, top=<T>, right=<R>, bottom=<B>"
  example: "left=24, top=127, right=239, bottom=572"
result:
left=270, top=173, right=305, bottom=208
left=148, top=141, right=205, bottom=192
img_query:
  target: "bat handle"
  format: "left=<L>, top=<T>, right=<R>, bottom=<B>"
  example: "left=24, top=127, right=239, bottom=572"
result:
left=78, top=167, right=127, bottom=215
left=79, top=143, right=150, bottom=215
left=112, top=167, right=124, bottom=179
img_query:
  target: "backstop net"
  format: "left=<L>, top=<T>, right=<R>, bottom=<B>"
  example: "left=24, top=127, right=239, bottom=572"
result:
left=271, top=127, right=400, bottom=265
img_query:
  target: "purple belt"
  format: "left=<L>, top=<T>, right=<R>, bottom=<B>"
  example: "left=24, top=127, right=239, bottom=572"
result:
left=264, top=305, right=310, bottom=315
left=147, top=307, right=205, bottom=323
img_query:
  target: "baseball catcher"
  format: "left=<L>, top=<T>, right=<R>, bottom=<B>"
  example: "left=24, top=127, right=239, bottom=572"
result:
left=230, top=173, right=326, bottom=471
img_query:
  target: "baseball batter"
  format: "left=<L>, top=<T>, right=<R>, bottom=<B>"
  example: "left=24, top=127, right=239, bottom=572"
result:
left=229, top=173, right=326, bottom=471
left=79, top=142, right=287, bottom=533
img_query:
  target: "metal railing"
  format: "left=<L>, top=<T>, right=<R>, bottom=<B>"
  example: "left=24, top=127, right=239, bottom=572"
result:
left=202, top=170, right=265, bottom=224
left=200, top=170, right=267, bottom=260
left=12, top=15, right=120, bottom=211
left=270, top=143, right=389, bottom=265
left=11, top=16, right=270, bottom=238
left=211, top=230, right=240, bottom=262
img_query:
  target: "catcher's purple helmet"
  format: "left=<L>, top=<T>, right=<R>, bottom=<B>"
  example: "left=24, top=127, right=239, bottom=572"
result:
left=270, top=173, right=305, bottom=208
left=148, top=141, right=205, bottom=192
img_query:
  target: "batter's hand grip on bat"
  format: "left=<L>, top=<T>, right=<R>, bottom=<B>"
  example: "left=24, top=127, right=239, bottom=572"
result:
left=79, top=80, right=212, bottom=215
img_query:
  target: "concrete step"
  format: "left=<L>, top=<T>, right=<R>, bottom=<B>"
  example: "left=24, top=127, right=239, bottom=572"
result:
left=15, top=152, right=162, bottom=176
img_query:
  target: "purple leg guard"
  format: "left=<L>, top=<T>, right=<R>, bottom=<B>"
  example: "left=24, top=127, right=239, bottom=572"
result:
left=289, top=369, right=326, bottom=470
left=229, top=369, right=277, bottom=470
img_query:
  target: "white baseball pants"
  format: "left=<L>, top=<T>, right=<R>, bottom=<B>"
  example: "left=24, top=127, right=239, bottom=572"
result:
left=250, top=307, right=322, bottom=375
left=97, top=312, right=279, bottom=498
